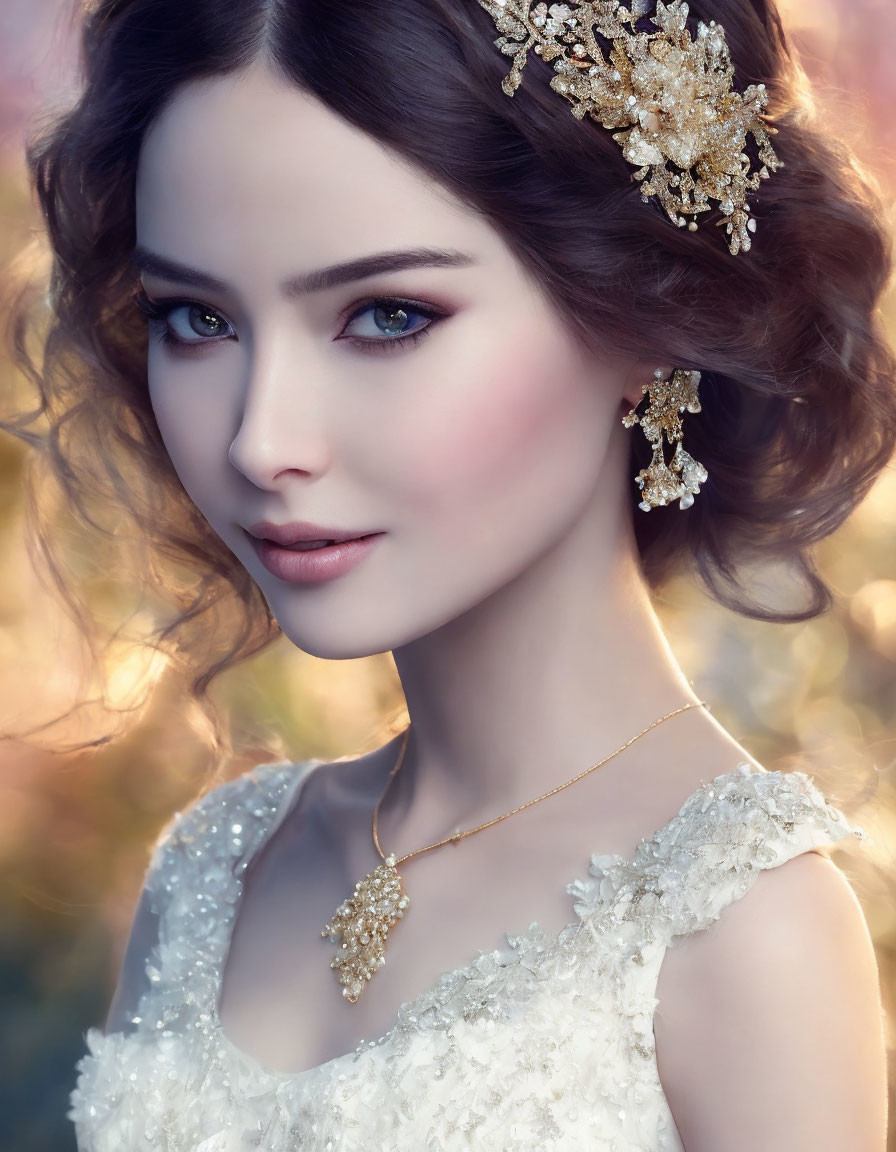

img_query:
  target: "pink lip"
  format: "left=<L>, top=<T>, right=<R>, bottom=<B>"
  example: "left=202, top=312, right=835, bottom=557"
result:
left=246, top=530, right=385, bottom=585
left=247, top=520, right=376, bottom=546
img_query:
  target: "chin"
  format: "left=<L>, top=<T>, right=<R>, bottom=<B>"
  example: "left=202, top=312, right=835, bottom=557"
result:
left=267, top=591, right=471, bottom=661
left=268, top=603, right=401, bottom=661
left=285, top=632, right=396, bottom=662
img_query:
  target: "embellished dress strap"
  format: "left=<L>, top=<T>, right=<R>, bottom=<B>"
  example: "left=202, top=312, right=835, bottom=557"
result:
left=140, top=760, right=315, bottom=1026
left=571, top=764, right=868, bottom=949
left=67, top=761, right=317, bottom=1151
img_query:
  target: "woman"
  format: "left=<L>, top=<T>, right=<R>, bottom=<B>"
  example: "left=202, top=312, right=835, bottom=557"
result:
left=7, top=0, right=892, bottom=1147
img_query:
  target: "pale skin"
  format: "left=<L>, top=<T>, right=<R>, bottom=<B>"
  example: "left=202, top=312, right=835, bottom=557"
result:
left=111, top=60, right=887, bottom=1149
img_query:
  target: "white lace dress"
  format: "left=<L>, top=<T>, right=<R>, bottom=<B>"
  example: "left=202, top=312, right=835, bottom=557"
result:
left=69, top=760, right=867, bottom=1151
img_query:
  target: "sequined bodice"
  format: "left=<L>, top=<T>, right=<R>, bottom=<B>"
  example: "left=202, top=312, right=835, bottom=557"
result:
left=69, top=760, right=866, bottom=1151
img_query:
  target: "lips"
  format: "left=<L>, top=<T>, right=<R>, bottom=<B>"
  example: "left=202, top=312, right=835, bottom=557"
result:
left=246, top=520, right=377, bottom=547
left=247, top=529, right=385, bottom=585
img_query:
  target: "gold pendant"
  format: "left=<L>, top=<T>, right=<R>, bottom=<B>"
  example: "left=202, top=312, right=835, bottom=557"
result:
left=320, top=853, right=410, bottom=1003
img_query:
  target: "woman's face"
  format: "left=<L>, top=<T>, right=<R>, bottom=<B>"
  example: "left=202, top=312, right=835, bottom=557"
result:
left=135, top=63, right=639, bottom=659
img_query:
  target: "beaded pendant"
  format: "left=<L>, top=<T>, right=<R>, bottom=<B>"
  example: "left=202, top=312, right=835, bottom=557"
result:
left=321, top=854, right=410, bottom=1003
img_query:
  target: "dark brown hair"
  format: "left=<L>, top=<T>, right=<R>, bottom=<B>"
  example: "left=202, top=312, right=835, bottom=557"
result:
left=6, top=0, right=896, bottom=748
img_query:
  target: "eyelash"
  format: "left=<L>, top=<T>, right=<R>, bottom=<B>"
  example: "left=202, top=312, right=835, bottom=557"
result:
left=133, top=289, right=445, bottom=355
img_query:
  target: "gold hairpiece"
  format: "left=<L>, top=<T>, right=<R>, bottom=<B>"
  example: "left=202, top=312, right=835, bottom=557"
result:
left=476, top=0, right=781, bottom=254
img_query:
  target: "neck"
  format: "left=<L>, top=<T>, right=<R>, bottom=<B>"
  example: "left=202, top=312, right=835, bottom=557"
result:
left=385, top=499, right=703, bottom=841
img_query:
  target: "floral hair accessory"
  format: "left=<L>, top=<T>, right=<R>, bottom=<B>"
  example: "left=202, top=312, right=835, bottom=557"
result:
left=476, top=0, right=782, bottom=254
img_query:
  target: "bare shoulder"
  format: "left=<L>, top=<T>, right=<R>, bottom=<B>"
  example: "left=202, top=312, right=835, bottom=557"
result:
left=654, top=850, right=887, bottom=1152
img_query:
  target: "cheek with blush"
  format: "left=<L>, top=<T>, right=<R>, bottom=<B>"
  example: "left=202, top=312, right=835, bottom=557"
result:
left=394, top=336, right=610, bottom=533
left=399, top=353, right=556, bottom=504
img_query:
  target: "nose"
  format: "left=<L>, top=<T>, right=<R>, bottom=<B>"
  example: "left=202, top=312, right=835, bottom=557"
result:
left=228, top=336, right=332, bottom=488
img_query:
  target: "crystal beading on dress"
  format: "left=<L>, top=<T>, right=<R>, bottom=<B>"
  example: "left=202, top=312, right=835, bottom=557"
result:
left=69, top=758, right=867, bottom=1151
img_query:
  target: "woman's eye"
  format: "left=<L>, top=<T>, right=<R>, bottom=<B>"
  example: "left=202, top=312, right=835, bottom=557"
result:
left=135, top=291, right=235, bottom=347
left=338, top=298, right=444, bottom=353
left=168, top=304, right=234, bottom=342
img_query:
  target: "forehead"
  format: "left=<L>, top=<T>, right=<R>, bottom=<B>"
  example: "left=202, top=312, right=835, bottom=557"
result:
left=135, top=63, right=491, bottom=276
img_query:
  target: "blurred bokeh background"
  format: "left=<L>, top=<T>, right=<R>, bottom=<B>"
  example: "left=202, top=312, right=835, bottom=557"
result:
left=1, top=0, right=894, bottom=1148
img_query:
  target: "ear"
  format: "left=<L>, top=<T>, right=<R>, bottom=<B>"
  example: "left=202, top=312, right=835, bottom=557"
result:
left=621, top=360, right=674, bottom=411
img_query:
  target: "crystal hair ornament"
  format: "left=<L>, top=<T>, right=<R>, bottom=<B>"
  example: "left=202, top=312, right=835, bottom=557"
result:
left=623, top=367, right=708, bottom=510
left=476, top=0, right=781, bottom=254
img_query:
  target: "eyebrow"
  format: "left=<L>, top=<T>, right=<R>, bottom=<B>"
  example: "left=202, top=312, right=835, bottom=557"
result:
left=131, top=246, right=476, bottom=297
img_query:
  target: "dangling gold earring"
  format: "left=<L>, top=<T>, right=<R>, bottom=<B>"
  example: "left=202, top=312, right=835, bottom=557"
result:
left=622, top=367, right=709, bottom=511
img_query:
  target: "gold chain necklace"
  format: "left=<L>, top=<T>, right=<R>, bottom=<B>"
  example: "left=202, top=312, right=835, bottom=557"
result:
left=321, top=701, right=706, bottom=1002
